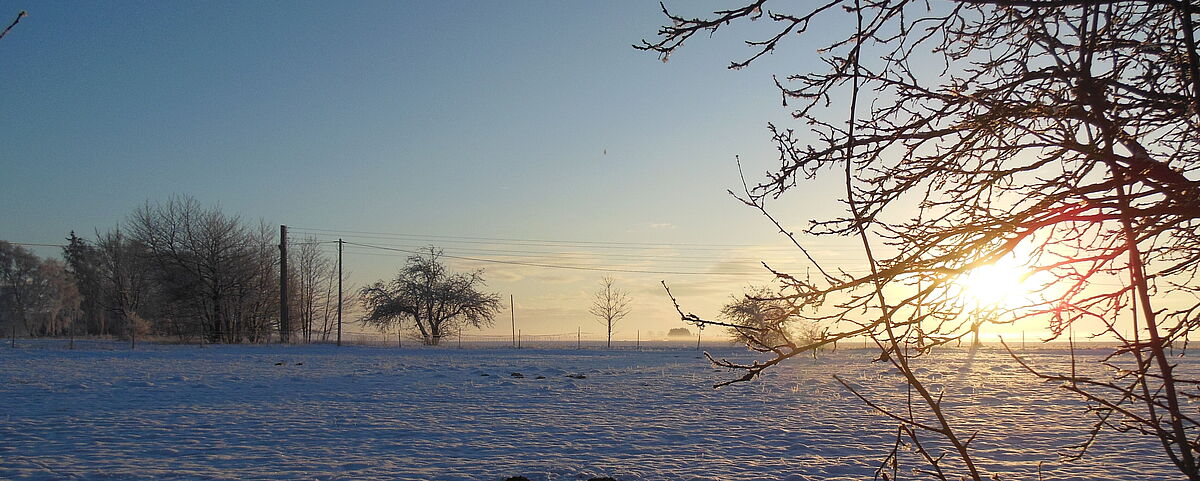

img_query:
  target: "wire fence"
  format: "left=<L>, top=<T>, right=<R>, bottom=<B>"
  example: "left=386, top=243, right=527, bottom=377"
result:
left=0, top=331, right=731, bottom=351
left=330, top=330, right=724, bottom=350
left=3, top=330, right=1123, bottom=352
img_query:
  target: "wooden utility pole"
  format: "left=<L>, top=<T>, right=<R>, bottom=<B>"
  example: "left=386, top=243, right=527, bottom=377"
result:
left=337, top=238, right=343, bottom=347
left=510, top=294, right=516, bottom=347
left=279, top=225, right=290, bottom=344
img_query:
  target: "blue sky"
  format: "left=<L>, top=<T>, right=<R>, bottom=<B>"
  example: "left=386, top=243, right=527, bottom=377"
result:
left=0, top=1, right=860, bottom=338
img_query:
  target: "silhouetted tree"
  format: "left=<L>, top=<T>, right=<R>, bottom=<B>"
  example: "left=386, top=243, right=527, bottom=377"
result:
left=25, top=260, right=80, bottom=337
left=289, top=236, right=348, bottom=343
left=63, top=231, right=107, bottom=335
left=128, top=196, right=276, bottom=343
left=667, top=327, right=692, bottom=338
left=0, top=241, right=40, bottom=342
left=589, top=276, right=632, bottom=348
left=359, top=247, right=501, bottom=346
left=94, top=228, right=156, bottom=345
left=0, top=242, right=80, bottom=340
left=644, top=1, right=1200, bottom=479
left=237, top=222, right=280, bottom=343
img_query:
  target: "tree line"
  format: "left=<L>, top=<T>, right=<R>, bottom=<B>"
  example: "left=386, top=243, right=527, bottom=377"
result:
left=0, top=196, right=348, bottom=345
left=4, top=197, right=641, bottom=349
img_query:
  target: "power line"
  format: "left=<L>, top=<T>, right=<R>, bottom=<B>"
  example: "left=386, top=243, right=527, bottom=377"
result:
left=290, top=227, right=861, bottom=252
left=5, top=242, right=66, bottom=248
left=331, top=247, right=818, bottom=273
left=335, top=247, right=794, bottom=275
left=291, top=226, right=788, bottom=248
left=334, top=244, right=1133, bottom=286
left=315, top=238, right=826, bottom=264
left=6, top=240, right=332, bottom=249
left=300, top=237, right=865, bottom=273
left=295, top=231, right=804, bottom=252
left=343, top=241, right=776, bottom=277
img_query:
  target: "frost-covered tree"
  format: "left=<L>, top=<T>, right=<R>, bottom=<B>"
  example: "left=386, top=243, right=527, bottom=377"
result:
left=289, top=237, right=351, bottom=343
left=720, top=286, right=823, bottom=350
left=359, top=247, right=501, bottom=346
left=589, top=276, right=632, bottom=348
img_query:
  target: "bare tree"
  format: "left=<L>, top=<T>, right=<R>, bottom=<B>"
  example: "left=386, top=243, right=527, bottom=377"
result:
left=286, top=236, right=353, bottom=343
left=237, top=221, right=280, bottom=343
left=644, top=1, right=1200, bottom=479
left=25, top=260, right=81, bottom=337
left=589, top=276, right=632, bottom=348
left=317, top=264, right=356, bottom=343
left=95, top=228, right=155, bottom=346
left=0, top=241, right=40, bottom=343
left=0, top=243, right=82, bottom=341
left=129, top=196, right=275, bottom=343
left=292, top=237, right=330, bottom=343
left=359, top=247, right=501, bottom=346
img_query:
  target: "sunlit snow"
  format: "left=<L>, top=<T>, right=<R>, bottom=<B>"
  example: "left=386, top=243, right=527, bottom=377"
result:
left=0, top=343, right=1177, bottom=480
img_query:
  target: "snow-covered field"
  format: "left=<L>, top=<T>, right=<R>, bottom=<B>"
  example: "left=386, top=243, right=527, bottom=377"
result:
left=0, top=342, right=1180, bottom=480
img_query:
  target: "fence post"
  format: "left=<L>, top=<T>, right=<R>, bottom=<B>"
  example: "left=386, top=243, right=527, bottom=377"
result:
left=637, top=330, right=640, bottom=351
left=279, top=224, right=290, bottom=344
left=577, top=327, right=581, bottom=350
left=518, top=329, right=521, bottom=349
left=337, top=238, right=343, bottom=347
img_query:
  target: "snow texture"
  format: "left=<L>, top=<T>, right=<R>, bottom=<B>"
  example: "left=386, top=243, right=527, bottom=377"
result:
left=0, top=343, right=1180, bottom=480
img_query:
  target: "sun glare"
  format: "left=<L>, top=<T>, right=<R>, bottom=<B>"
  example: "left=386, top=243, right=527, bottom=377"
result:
left=959, top=258, right=1035, bottom=310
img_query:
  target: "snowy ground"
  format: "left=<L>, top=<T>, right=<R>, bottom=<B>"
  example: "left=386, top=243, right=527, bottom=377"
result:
left=0, top=342, right=1181, bottom=480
